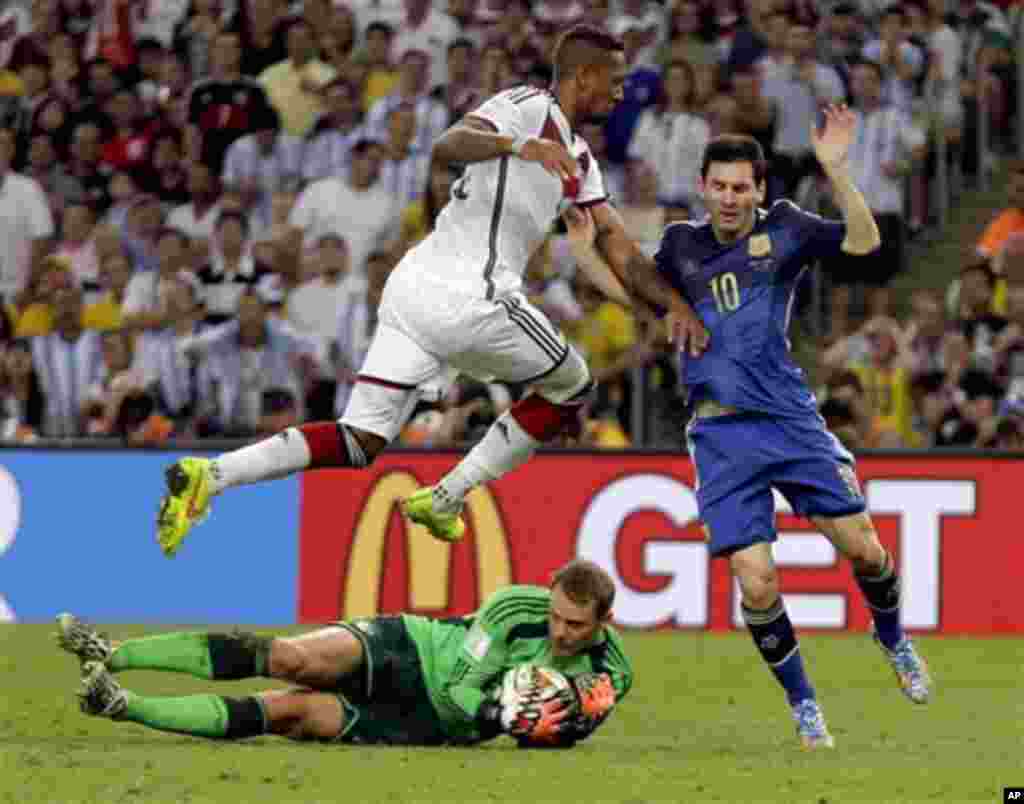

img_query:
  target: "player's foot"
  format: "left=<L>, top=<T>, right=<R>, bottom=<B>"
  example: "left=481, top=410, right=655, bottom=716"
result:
left=55, top=613, right=113, bottom=664
left=791, top=699, right=835, bottom=750
left=401, top=486, right=465, bottom=542
left=157, top=457, right=214, bottom=557
left=78, top=661, right=128, bottom=719
left=873, top=629, right=932, bottom=704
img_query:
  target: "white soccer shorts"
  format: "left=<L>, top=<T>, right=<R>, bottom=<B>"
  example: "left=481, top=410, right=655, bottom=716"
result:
left=341, top=264, right=581, bottom=441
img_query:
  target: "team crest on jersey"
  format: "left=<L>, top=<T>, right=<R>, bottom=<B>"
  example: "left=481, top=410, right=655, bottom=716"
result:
left=749, top=234, right=772, bottom=257
left=682, top=259, right=700, bottom=277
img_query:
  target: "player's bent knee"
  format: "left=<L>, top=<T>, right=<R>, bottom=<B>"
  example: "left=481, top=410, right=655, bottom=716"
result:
left=260, top=690, right=344, bottom=741
left=267, top=639, right=312, bottom=682
left=534, top=347, right=592, bottom=406
left=348, top=426, right=386, bottom=463
left=733, top=564, right=780, bottom=609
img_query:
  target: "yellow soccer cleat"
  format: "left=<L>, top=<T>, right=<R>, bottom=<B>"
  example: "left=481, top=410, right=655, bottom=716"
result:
left=157, top=457, right=214, bottom=557
left=401, top=486, right=466, bottom=543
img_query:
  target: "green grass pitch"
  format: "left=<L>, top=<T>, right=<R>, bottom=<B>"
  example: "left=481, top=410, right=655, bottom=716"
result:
left=1, top=625, right=1021, bottom=803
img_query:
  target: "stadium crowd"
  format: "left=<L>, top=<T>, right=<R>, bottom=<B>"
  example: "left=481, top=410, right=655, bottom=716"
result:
left=0, top=0, right=1020, bottom=449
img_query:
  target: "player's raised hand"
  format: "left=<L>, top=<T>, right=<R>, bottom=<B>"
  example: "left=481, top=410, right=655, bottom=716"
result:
left=561, top=204, right=596, bottom=249
left=811, top=103, right=856, bottom=171
left=518, top=137, right=578, bottom=181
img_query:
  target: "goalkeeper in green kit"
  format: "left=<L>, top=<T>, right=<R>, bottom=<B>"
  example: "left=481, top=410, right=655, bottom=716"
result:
left=57, top=560, right=632, bottom=747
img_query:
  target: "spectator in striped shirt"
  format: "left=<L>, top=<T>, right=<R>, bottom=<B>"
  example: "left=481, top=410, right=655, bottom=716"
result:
left=30, top=284, right=105, bottom=437
left=365, top=48, right=448, bottom=156
left=221, top=104, right=304, bottom=233
left=378, top=103, right=430, bottom=205
left=302, top=78, right=365, bottom=183
left=179, top=282, right=324, bottom=436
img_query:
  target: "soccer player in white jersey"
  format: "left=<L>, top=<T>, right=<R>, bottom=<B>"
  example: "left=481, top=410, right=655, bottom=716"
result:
left=157, top=25, right=708, bottom=554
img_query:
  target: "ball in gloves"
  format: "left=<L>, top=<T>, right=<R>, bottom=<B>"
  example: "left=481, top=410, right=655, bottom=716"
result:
left=498, top=664, right=578, bottom=748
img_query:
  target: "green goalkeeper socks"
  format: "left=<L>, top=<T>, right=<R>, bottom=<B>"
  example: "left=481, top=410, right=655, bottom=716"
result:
left=108, top=632, right=270, bottom=680
left=121, top=693, right=267, bottom=740
left=108, top=632, right=215, bottom=679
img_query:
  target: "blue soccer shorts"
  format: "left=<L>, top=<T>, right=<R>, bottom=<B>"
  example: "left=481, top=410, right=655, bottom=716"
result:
left=686, top=412, right=866, bottom=557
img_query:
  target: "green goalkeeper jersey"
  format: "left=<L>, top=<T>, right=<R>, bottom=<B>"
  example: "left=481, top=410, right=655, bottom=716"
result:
left=401, top=584, right=633, bottom=744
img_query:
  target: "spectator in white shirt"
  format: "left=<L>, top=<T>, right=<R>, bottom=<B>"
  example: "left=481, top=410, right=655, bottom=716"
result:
left=390, top=0, right=460, bottom=91
left=0, top=127, right=54, bottom=309
left=861, top=5, right=925, bottom=113
left=167, top=161, right=223, bottom=249
left=287, top=233, right=352, bottom=342
left=285, top=139, right=398, bottom=278
left=831, top=59, right=926, bottom=319
left=922, top=0, right=963, bottom=140
left=627, top=58, right=710, bottom=216
left=221, top=105, right=304, bottom=234
left=761, top=20, right=846, bottom=198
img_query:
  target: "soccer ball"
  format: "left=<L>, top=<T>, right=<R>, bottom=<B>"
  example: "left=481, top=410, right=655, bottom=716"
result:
left=498, top=663, right=572, bottom=709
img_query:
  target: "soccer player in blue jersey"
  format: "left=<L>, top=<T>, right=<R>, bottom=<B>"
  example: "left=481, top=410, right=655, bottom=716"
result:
left=628, top=106, right=928, bottom=748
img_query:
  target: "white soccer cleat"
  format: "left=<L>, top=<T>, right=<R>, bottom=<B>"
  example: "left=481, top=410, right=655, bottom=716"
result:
left=873, top=629, right=932, bottom=704
left=791, top=698, right=835, bottom=750
left=78, top=661, right=128, bottom=719
left=55, top=613, right=114, bottom=664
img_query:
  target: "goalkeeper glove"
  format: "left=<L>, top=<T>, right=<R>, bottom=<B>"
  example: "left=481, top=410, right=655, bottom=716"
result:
left=509, top=687, right=576, bottom=744
left=572, top=672, right=616, bottom=720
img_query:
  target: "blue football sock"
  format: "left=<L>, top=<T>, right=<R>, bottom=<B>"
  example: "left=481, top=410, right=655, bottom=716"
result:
left=742, top=599, right=815, bottom=707
left=855, top=552, right=904, bottom=651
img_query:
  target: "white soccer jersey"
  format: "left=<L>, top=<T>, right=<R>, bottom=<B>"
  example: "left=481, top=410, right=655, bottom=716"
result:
left=419, top=86, right=608, bottom=299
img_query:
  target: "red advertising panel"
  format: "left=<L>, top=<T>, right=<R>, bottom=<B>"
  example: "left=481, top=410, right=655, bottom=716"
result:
left=298, top=453, right=1023, bottom=634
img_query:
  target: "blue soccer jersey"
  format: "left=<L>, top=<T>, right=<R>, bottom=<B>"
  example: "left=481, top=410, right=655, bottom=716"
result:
left=655, top=199, right=845, bottom=418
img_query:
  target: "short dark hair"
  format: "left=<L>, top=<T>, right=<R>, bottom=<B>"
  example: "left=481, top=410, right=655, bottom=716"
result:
left=216, top=209, right=249, bottom=233
left=552, top=24, right=624, bottom=83
left=551, top=559, right=615, bottom=620
left=447, top=37, right=476, bottom=55
left=961, top=258, right=997, bottom=287
left=852, top=58, right=884, bottom=82
left=700, top=134, right=767, bottom=185
left=826, top=369, right=864, bottom=396
left=365, top=20, right=395, bottom=37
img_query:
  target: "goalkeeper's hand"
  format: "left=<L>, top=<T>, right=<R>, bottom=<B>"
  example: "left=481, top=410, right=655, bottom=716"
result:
left=506, top=687, right=576, bottom=743
left=572, top=672, right=616, bottom=721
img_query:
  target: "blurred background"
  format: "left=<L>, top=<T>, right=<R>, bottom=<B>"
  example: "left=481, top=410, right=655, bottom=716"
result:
left=0, top=0, right=1020, bottom=453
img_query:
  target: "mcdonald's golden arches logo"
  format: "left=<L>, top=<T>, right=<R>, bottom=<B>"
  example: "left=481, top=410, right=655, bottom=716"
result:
left=343, top=471, right=512, bottom=618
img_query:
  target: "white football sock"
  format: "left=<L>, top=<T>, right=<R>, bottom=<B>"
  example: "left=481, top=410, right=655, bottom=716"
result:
left=210, top=428, right=312, bottom=493
left=435, top=413, right=539, bottom=512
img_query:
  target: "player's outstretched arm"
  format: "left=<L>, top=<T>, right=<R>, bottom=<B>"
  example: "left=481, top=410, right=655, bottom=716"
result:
left=811, top=104, right=881, bottom=256
left=432, top=116, right=577, bottom=179
left=561, top=206, right=632, bottom=307
left=590, top=201, right=710, bottom=357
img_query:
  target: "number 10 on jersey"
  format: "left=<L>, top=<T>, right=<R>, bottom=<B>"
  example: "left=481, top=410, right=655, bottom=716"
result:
left=709, top=272, right=740, bottom=313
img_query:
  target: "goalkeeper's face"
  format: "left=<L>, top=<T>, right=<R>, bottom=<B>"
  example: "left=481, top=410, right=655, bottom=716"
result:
left=549, top=585, right=609, bottom=657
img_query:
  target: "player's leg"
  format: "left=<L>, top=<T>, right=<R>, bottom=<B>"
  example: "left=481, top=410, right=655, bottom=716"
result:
left=404, top=294, right=592, bottom=541
left=726, top=523, right=833, bottom=750
left=61, top=619, right=367, bottom=692
left=813, top=512, right=932, bottom=704
left=157, top=322, right=440, bottom=556
left=689, top=414, right=833, bottom=749
left=78, top=660, right=346, bottom=741
left=770, top=417, right=932, bottom=704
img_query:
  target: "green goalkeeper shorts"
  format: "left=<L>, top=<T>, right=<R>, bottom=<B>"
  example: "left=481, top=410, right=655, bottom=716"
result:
left=329, top=616, right=448, bottom=746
